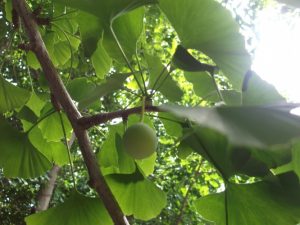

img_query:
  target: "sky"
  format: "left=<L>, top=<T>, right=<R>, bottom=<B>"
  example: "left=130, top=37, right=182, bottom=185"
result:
left=252, top=2, right=300, bottom=102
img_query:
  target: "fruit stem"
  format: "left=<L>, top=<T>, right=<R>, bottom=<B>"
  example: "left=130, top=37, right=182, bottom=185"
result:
left=140, top=96, right=146, bottom=123
left=123, top=116, right=128, bottom=132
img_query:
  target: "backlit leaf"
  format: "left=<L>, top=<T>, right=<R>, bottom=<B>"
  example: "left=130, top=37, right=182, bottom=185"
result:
left=91, top=38, right=112, bottom=79
left=0, top=117, right=51, bottom=178
left=163, top=104, right=300, bottom=148
left=106, top=170, right=167, bottom=220
left=0, top=76, right=30, bottom=113
left=195, top=176, right=300, bottom=225
left=160, top=0, right=251, bottom=88
left=25, top=191, right=113, bottom=225
left=28, top=127, right=69, bottom=166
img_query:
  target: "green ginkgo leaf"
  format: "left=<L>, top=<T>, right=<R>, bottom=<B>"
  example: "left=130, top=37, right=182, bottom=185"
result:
left=163, top=104, right=300, bottom=148
left=38, top=106, right=72, bottom=142
left=145, top=53, right=183, bottom=102
left=0, top=117, right=51, bottom=178
left=25, top=92, right=46, bottom=117
left=98, top=115, right=156, bottom=176
left=106, top=170, right=167, bottom=220
left=67, top=77, right=96, bottom=102
left=25, top=191, right=113, bottom=225
left=159, top=112, right=183, bottom=137
left=91, top=37, right=112, bottom=79
left=184, top=71, right=215, bottom=98
left=242, top=71, right=286, bottom=105
left=54, top=0, right=154, bottom=22
left=28, top=127, right=69, bottom=166
left=57, top=0, right=150, bottom=57
left=195, top=176, right=300, bottom=225
left=159, top=0, right=251, bottom=88
left=79, top=73, right=130, bottom=109
left=0, top=76, right=30, bottom=113
left=183, top=126, right=290, bottom=178
left=98, top=124, right=136, bottom=176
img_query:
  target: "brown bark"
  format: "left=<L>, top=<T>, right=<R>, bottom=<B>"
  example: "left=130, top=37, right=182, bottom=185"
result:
left=36, top=133, right=76, bottom=212
left=78, top=106, right=162, bottom=129
left=36, top=165, right=60, bottom=212
left=13, top=1, right=128, bottom=224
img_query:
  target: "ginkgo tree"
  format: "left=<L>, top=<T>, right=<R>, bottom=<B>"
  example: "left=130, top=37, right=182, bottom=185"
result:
left=1, top=0, right=300, bottom=225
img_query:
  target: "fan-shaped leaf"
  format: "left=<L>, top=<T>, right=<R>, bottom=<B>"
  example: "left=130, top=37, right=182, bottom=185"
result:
left=145, top=54, right=183, bottom=102
left=159, top=0, right=251, bottom=88
left=67, top=77, right=96, bottom=102
left=38, top=107, right=72, bottom=142
left=163, top=104, right=300, bottom=148
left=28, top=127, right=69, bottom=166
left=25, top=92, right=46, bottom=117
left=91, top=37, right=112, bottom=79
left=63, top=1, right=149, bottom=57
left=79, top=73, right=130, bottom=109
left=183, top=126, right=290, bottom=178
left=195, top=176, right=300, bottom=225
left=242, top=71, right=286, bottom=105
left=98, top=115, right=156, bottom=176
left=98, top=124, right=136, bottom=175
left=0, top=76, right=30, bottom=113
left=0, top=117, right=51, bottom=178
left=25, top=191, right=113, bottom=225
left=106, top=170, right=167, bottom=220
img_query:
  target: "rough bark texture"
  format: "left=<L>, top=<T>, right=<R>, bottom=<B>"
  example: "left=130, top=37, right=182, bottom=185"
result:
left=13, top=1, right=129, bottom=224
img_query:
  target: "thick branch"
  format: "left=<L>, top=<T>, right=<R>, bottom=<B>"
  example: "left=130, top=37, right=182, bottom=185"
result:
left=78, top=106, right=162, bottom=129
left=36, top=165, right=60, bottom=212
left=13, top=1, right=128, bottom=224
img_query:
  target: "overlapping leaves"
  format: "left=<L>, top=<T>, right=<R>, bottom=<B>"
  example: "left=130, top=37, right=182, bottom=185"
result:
left=195, top=174, right=300, bottom=225
left=97, top=115, right=156, bottom=176
left=56, top=0, right=149, bottom=65
left=163, top=104, right=300, bottom=148
left=165, top=104, right=300, bottom=224
left=181, top=126, right=291, bottom=178
left=159, top=0, right=251, bottom=88
left=97, top=116, right=166, bottom=220
left=145, top=54, right=183, bottom=102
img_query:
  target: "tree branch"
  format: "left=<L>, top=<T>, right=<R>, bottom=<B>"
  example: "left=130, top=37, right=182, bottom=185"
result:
left=36, top=132, right=76, bottom=212
left=13, top=1, right=128, bottom=224
left=78, top=106, right=162, bottom=129
left=36, top=164, right=60, bottom=212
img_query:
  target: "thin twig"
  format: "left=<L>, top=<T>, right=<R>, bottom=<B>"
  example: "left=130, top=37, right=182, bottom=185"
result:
left=58, top=112, right=76, bottom=189
left=135, top=51, right=147, bottom=94
left=210, top=73, right=224, bottom=102
left=78, top=105, right=162, bottom=129
left=110, top=23, right=145, bottom=95
left=150, top=62, right=171, bottom=96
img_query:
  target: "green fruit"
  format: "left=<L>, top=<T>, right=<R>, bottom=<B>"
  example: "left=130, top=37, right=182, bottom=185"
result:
left=123, top=122, right=158, bottom=159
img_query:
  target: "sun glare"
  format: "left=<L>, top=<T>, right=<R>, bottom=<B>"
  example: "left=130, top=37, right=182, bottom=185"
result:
left=252, top=3, right=300, bottom=102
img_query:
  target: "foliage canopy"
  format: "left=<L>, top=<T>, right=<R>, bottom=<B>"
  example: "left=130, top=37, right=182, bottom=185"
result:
left=1, top=0, right=300, bottom=224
